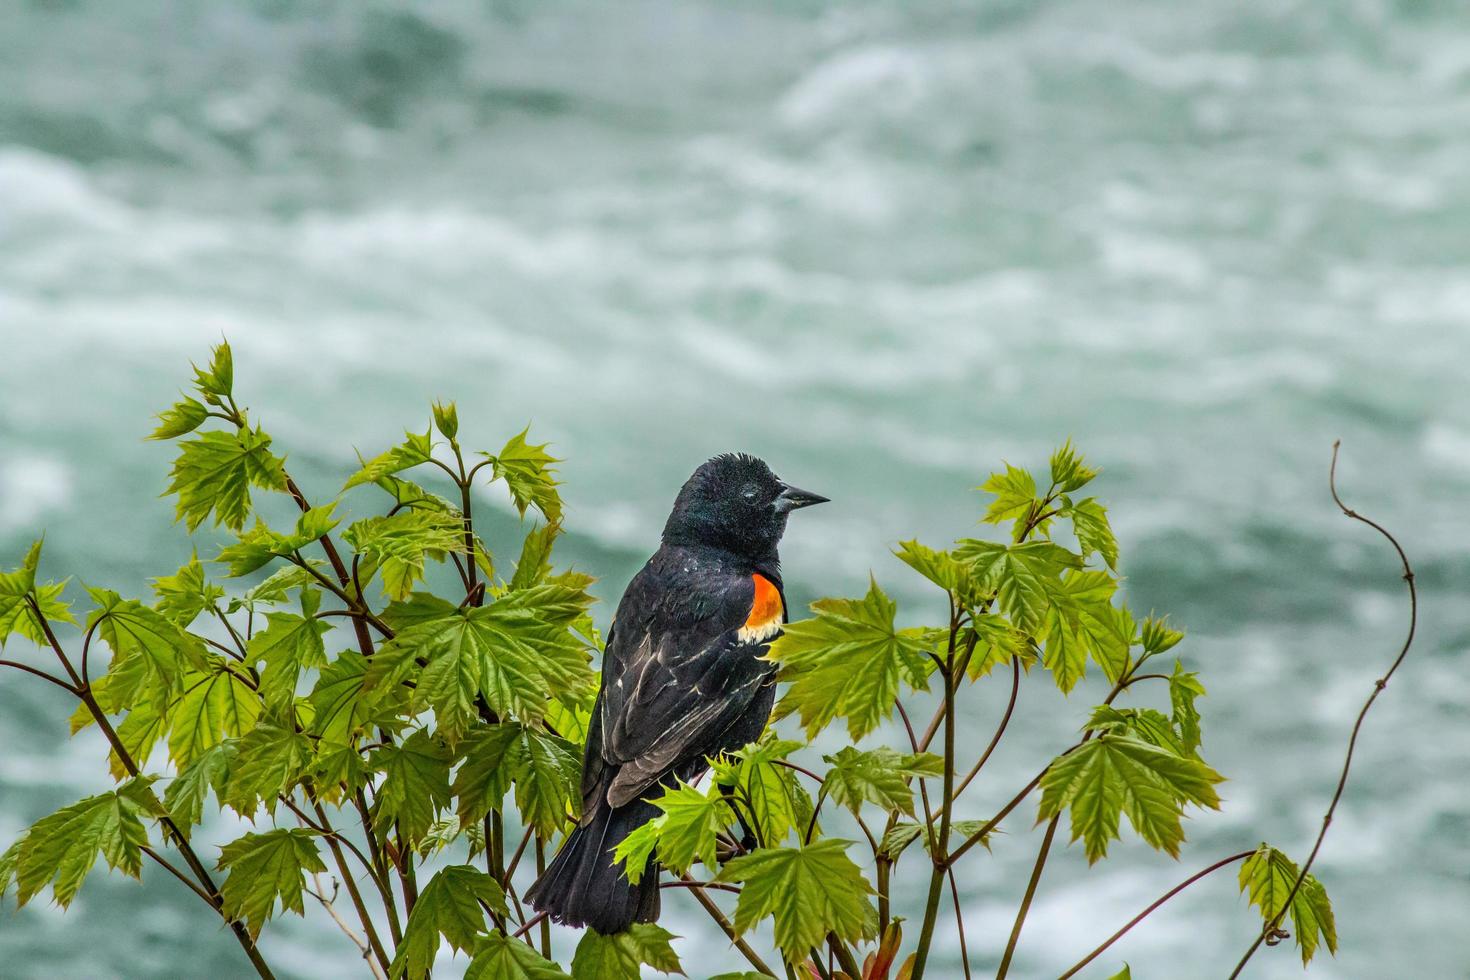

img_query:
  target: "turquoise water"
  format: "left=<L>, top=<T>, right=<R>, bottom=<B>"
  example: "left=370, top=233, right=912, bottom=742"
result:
left=2, top=1, right=1468, bottom=976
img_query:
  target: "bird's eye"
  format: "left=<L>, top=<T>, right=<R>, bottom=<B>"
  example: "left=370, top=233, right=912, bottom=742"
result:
left=741, top=484, right=758, bottom=501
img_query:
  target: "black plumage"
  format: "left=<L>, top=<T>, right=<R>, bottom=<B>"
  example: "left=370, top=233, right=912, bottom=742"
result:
left=525, top=453, right=827, bottom=934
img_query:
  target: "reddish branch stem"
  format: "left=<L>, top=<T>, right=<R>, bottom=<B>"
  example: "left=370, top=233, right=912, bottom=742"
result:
left=1058, top=850, right=1254, bottom=979
left=1228, top=442, right=1417, bottom=977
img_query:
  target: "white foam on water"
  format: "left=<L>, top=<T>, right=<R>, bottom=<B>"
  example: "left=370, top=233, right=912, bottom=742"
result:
left=0, top=454, right=73, bottom=532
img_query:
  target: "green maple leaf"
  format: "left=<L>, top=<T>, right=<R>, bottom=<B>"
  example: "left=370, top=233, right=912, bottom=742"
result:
left=344, top=428, right=434, bottom=491
left=12, top=778, right=160, bottom=908
left=190, top=341, right=234, bottom=405
left=714, top=839, right=876, bottom=962
left=453, top=723, right=580, bottom=838
left=510, top=522, right=559, bottom=590
left=148, top=396, right=209, bottom=441
left=226, top=564, right=319, bottom=613
left=893, top=538, right=995, bottom=612
left=1086, top=705, right=1189, bottom=757
left=485, top=428, right=562, bottom=523
left=1169, top=661, right=1205, bottom=754
left=344, top=509, right=466, bottom=600
left=1050, top=439, right=1100, bottom=493
left=978, top=462, right=1039, bottom=528
left=215, top=506, right=339, bottom=578
left=164, top=741, right=237, bottom=837
left=571, top=923, right=682, bottom=980
left=371, top=730, right=452, bottom=846
left=822, top=746, right=942, bottom=819
left=108, top=696, right=167, bottom=779
left=166, top=661, right=261, bottom=768
left=164, top=427, right=287, bottom=532
left=308, top=648, right=391, bottom=746
left=0, top=836, right=23, bottom=902
left=614, top=781, right=736, bottom=884
left=0, top=539, right=73, bottom=649
left=220, top=721, right=312, bottom=817
left=1140, top=616, right=1184, bottom=657
left=86, top=588, right=208, bottom=710
left=382, top=589, right=593, bottom=735
left=392, top=864, right=508, bottom=980
left=878, top=819, right=994, bottom=861
left=1038, top=734, right=1223, bottom=863
left=1239, top=844, right=1337, bottom=965
left=465, top=934, right=570, bottom=980
left=953, top=539, right=1085, bottom=634
left=1033, top=569, right=1128, bottom=692
left=365, top=472, right=459, bottom=514
left=311, top=740, right=369, bottom=806
left=1043, top=607, right=1089, bottom=694
left=964, top=613, right=1031, bottom=680
left=216, top=828, right=327, bottom=939
left=1065, top=497, right=1118, bottom=571
left=768, top=577, right=933, bottom=741
left=710, top=737, right=814, bottom=846
left=150, top=552, right=224, bottom=626
left=246, top=591, right=330, bottom=709
left=431, top=400, right=459, bottom=441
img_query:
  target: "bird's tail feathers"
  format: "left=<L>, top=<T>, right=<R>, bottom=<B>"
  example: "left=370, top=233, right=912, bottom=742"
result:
left=525, top=793, right=660, bottom=934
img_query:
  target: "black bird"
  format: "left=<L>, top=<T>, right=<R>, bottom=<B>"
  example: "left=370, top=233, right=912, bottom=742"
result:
left=525, top=453, right=828, bottom=934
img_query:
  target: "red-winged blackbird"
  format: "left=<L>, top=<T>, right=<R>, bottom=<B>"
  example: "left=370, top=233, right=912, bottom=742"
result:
left=525, top=453, right=828, bottom=934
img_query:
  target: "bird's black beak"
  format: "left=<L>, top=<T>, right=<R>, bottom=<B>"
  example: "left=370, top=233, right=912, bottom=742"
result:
left=775, top=481, right=830, bottom=513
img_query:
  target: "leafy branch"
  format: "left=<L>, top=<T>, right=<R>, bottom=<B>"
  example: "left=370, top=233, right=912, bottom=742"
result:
left=0, top=346, right=1411, bottom=980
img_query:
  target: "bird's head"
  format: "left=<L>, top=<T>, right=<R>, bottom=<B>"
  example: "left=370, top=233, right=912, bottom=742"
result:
left=662, top=453, right=828, bottom=560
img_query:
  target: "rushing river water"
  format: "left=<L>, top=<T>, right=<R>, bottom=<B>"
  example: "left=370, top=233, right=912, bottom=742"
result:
left=2, top=1, right=1468, bottom=977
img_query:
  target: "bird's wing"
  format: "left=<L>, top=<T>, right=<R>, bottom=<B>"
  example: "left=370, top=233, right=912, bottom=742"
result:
left=596, top=569, right=782, bottom=807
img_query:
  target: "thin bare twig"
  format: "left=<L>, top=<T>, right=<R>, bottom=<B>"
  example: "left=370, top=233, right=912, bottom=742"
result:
left=0, top=659, right=77, bottom=694
left=946, top=864, right=972, bottom=980
left=306, top=875, right=388, bottom=980
left=772, top=759, right=824, bottom=784
left=142, top=846, right=214, bottom=906
left=513, top=910, right=548, bottom=939
left=990, top=666, right=1137, bottom=976
left=994, top=814, right=1059, bottom=979
left=502, top=826, right=533, bottom=890
left=933, top=654, right=1020, bottom=830
left=662, top=878, right=741, bottom=895
left=305, top=800, right=393, bottom=975
left=1229, top=442, right=1417, bottom=977
left=213, top=608, right=249, bottom=660
left=79, top=618, right=100, bottom=685
left=1058, top=850, right=1254, bottom=979
left=678, top=874, right=777, bottom=977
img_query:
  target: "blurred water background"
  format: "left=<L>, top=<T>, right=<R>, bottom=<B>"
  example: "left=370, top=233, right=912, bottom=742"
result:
left=2, top=1, right=1468, bottom=977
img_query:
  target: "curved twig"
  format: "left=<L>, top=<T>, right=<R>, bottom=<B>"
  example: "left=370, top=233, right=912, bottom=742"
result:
left=933, top=654, right=1020, bottom=830
left=143, top=846, right=215, bottom=906
left=662, top=878, right=742, bottom=895
left=1058, top=850, right=1254, bottom=978
left=0, top=659, right=78, bottom=694
left=772, top=758, right=825, bottom=784
left=306, top=875, right=388, bottom=980
left=678, top=874, right=778, bottom=977
left=1228, top=442, right=1417, bottom=977
left=79, top=617, right=101, bottom=685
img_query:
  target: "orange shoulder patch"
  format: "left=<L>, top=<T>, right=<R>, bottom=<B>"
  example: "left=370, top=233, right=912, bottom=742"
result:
left=745, top=573, right=783, bottom=631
